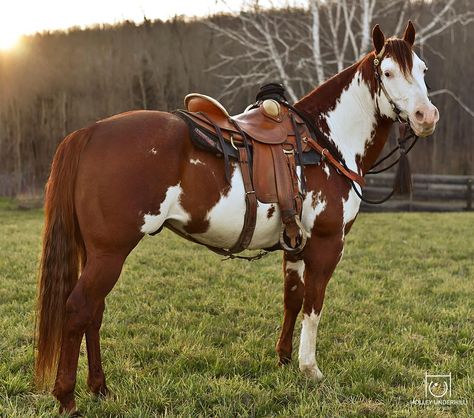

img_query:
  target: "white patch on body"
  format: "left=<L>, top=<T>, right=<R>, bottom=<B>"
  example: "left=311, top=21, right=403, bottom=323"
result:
left=342, top=188, right=360, bottom=227
left=325, top=74, right=376, bottom=173
left=189, top=167, right=327, bottom=250
left=140, top=184, right=190, bottom=234
left=191, top=168, right=281, bottom=249
left=290, top=285, right=297, bottom=291
left=322, top=163, right=330, bottom=178
left=190, top=159, right=205, bottom=165
left=301, top=191, right=327, bottom=237
left=299, top=309, right=323, bottom=381
left=286, top=260, right=305, bottom=284
left=149, top=147, right=158, bottom=155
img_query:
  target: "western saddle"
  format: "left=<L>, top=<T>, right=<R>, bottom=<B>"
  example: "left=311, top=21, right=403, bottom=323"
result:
left=175, top=84, right=364, bottom=256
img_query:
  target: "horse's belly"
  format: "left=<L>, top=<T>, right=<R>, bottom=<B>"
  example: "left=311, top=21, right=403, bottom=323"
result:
left=145, top=166, right=326, bottom=251
left=188, top=168, right=282, bottom=250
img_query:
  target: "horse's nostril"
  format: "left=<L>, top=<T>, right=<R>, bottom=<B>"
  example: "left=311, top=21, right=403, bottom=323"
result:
left=415, top=110, right=424, bottom=121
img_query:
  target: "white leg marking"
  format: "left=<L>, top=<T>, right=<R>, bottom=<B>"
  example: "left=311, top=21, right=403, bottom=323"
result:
left=190, top=158, right=205, bottom=165
left=290, top=285, right=297, bottom=291
left=140, top=184, right=190, bottom=234
left=286, top=260, right=305, bottom=284
left=299, top=309, right=323, bottom=381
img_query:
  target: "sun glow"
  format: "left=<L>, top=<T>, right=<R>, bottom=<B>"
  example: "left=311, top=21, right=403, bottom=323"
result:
left=0, top=31, right=21, bottom=51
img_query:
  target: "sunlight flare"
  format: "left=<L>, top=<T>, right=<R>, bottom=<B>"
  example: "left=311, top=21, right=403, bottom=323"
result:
left=0, top=30, right=21, bottom=51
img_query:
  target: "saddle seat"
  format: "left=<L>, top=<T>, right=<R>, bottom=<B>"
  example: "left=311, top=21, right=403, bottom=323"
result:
left=185, top=93, right=301, bottom=145
left=180, top=91, right=316, bottom=254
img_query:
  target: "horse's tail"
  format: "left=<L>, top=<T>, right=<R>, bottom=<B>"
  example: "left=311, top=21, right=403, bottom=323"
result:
left=35, top=128, right=92, bottom=389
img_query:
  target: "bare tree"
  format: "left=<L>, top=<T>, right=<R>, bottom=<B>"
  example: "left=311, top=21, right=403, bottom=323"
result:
left=207, top=0, right=474, bottom=107
left=206, top=8, right=305, bottom=101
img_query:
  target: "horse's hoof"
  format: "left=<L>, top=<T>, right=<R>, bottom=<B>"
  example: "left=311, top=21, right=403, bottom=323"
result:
left=278, top=356, right=292, bottom=366
left=95, top=387, right=115, bottom=400
left=59, top=407, right=82, bottom=417
left=58, top=400, right=78, bottom=416
left=300, top=364, right=324, bottom=382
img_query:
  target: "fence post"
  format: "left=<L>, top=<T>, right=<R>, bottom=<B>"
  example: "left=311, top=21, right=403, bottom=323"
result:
left=467, top=178, right=473, bottom=211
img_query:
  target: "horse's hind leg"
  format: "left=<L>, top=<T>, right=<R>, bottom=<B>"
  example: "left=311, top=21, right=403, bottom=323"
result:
left=53, top=253, right=125, bottom=414
left=85, top=300, right=108, bottom=396
left=276, top=254, right=304, bottom=364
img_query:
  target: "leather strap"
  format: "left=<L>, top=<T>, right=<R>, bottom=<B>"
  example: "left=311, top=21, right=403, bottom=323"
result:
left=229, top=147, right=258, bottom=252
left=305, top=137, right=365, bottom=187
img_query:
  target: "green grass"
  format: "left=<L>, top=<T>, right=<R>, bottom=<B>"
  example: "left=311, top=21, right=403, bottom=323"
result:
left=0, top=198, right=473, bottom=417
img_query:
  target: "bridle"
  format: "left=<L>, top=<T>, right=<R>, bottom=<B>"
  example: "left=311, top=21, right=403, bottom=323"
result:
left=373, top=45, right=410, bottom=124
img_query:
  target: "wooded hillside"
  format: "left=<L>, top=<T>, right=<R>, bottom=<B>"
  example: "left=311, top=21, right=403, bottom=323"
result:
left=0, top=2, right=472, bottom=196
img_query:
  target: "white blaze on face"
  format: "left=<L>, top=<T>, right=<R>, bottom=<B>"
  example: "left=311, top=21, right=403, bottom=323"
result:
left=140, top=184, right=190, bottom=234
left=379, top=53, right=438, bottom=136
left=299, top=309, right=324, bottom=381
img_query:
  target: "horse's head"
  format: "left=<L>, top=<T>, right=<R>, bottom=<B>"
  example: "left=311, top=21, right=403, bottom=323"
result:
left=372, top=21, right=439, bottom=137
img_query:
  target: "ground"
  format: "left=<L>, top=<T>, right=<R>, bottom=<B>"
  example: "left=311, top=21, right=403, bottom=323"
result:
left=0, top=198, right=472, bottom=417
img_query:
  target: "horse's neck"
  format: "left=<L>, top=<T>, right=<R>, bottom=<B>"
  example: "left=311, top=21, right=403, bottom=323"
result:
left=296, top=63, right=393, bottom=174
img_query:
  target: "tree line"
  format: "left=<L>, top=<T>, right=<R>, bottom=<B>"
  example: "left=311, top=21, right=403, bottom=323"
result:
left=0, top=1, right=472, bottom=196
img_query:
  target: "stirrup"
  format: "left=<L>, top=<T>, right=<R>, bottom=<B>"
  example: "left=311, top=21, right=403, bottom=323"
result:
left=279, top=216, right=308, bottom=253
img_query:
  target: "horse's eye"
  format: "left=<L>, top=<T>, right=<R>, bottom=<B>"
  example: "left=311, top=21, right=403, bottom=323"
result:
left=384, top=71, right=391, bottom=78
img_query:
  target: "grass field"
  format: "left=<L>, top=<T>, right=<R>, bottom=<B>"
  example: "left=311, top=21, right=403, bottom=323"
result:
left=0, top=198, right=473, bottom=417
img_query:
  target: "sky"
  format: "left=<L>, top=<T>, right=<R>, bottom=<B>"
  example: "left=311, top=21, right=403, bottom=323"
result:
left=0, top=0, right=303, bottom=50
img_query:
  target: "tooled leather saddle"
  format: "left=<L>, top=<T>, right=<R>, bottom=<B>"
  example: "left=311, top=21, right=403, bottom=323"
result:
left=175, top=84, right=364, bottom=256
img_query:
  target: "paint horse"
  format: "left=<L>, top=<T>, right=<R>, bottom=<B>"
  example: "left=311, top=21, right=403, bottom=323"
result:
left=36, top=22, right=438, bottom=414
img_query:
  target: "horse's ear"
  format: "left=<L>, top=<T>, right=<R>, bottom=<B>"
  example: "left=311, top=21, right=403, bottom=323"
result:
left=372, top=24, right=385, bottom=54
left=403, top=20, right=416, bottom=46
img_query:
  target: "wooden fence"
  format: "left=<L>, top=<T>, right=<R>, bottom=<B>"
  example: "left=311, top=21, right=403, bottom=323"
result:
left=360, top=173, right=473, bottom=212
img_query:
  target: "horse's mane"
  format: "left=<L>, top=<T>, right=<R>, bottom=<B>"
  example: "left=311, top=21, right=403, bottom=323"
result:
left=296, top=37, right=414, bottom=115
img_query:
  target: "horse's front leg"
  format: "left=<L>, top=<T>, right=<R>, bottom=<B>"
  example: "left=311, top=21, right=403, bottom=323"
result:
left=299, top=233, right=343, bottom=381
